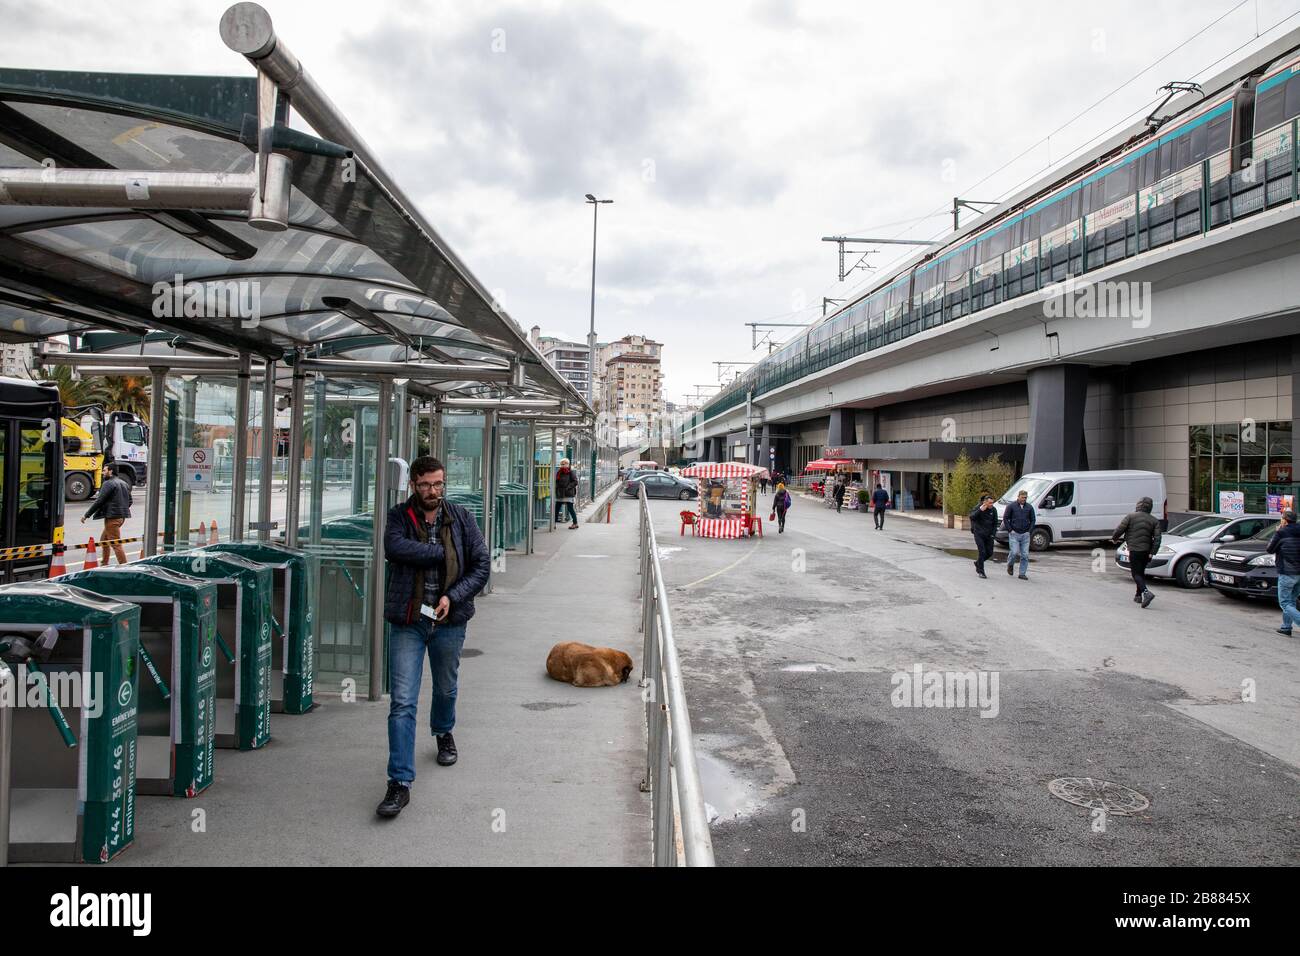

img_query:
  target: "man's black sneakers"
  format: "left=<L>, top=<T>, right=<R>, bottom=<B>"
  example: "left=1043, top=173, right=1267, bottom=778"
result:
left=377, top=780, right=410, bottom=818
left=436, top=733, right=458, bottom=766
left=1140, top=590, right=1155, bottom=609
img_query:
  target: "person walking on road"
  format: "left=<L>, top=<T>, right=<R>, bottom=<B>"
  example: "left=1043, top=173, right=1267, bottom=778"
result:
left=1002, top=489, right=1036, bottom=579
left=81, top=463, right=132, bottom=565
left=759, top=475, right=769, bottom=495
left=1111, top=496, right=1162, bottom=608
left=833, top=479, right=846, bottom=514
left=969, top=493, right=998, bottom=578
left=1267, top=508, right=1300, bottom=637
left=772, top=481, right=792, bottom=533
left=377, top=455, right=491, bottom=819
left=555, top=458, right=579, bottom=529
left=871, top=483, right=889, bottom=530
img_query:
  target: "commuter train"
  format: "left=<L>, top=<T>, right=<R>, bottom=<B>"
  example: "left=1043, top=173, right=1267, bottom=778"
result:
left=706, top=47, right=1300, bottom=419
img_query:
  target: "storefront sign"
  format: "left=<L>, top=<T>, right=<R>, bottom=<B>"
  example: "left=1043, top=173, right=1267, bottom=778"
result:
left=825, top=447, right=844, bottom=459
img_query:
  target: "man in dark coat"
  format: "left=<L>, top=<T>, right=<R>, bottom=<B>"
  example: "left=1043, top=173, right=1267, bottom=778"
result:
left=82, top=463, right=133, bottom=565
left=969, top=493, right=999, bottom=578
left=377, top=455, right=491, bottom=818
left=871, top=483, right=890, bottom=530
left=1112, top=496, right=1162, bottom=608
left=833, top=479, right=846, bottom=514
left=1267, top=509, right=1300, bottom=636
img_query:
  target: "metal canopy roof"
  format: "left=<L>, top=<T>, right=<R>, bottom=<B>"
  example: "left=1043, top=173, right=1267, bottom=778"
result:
left=0, top=62, right=588, bottom=411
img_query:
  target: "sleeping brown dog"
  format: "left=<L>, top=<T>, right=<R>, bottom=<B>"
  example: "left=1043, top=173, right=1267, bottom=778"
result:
left=546, top=642, right=635, bottom=687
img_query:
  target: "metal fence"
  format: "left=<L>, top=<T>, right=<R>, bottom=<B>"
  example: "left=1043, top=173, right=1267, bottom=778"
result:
left=636, top=483, right=714, bottom=867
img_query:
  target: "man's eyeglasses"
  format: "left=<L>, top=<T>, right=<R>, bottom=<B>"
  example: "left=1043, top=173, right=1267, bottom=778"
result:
left=414, top=481, right=445, bottom=491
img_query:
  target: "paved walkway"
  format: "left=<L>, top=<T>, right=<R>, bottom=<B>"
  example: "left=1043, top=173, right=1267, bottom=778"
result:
left=118, top=492, right=650, bottom=866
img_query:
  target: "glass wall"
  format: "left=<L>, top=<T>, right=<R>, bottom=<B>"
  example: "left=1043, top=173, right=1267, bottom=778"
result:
left=440, top=411, right=486, bottom=529
left=497, top=420, right=530, bottom=551
left=1190, top=420, right=1294, bottom=512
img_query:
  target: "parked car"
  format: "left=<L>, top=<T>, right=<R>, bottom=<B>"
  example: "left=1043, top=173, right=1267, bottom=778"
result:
left=1115, top=513, right=1275, bottom=588
left=994, top=470, right=1167, bottom=552
left=1205, top=520, right=1285, bottom=600
left=623, top=472, right=697, bottom=500
left=622, top=468, right=654, bottom=483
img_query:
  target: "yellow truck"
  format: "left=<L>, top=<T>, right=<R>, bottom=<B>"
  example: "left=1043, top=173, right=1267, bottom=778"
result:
left=61, top=414, right=101, bottom=501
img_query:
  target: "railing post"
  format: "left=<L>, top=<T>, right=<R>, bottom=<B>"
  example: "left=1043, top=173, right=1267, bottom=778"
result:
left=653, top=705, right=673, bottom=865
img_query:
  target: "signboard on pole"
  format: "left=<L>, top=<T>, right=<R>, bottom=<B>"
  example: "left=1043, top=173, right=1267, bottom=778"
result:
left=183, top=446, right=214, bottom=491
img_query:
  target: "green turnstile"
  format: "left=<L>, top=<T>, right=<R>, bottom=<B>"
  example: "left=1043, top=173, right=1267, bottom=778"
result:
left=204, top=543, right=317, bottom=714
left=62, top=566, right=219, bottom=798
left=138, top=553, right=272, bottom=752
left=0, top=581, right=140, bottom=863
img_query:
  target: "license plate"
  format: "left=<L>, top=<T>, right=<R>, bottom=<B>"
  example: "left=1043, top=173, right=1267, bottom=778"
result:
left=1210, top=572, right=1236, bottom=584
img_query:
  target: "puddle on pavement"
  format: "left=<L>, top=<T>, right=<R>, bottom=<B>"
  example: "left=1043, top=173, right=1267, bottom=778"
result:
left=461, top=648, right=483, bottom=658
left=694, top=749, right=761, bottom=824
left=942, top=548, right=980, bottom=560
left=780, top=662, right=836, bottom=673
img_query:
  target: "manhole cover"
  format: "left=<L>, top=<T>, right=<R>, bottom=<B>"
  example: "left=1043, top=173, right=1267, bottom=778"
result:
left=1047, top=777, right=1150, bottom=815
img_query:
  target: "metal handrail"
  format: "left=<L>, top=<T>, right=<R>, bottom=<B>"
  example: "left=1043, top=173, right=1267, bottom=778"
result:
left=636, top=482, right=714, bottom=866
left=0, top=659, right=11, bottom=867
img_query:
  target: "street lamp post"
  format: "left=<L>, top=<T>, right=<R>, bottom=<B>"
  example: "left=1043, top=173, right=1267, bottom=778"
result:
left=585, top=193, right=612, bottom=407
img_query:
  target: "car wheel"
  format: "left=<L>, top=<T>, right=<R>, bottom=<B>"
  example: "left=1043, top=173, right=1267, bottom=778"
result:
left=64, top=473, right=92, bottom=501
left=679, top=489, right=691, bottom=500
left=1174, top=556, right=1205, bottom=589
left=1029, top=527, right=1051, bottom=552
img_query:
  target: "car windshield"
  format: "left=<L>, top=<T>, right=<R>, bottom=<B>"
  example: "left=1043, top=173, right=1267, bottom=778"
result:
left=998, top=476, right=1052, bottom=505
left=1251, top=521, right=1283, bottom=541
left=1168, top=515, right=1230, bottom=538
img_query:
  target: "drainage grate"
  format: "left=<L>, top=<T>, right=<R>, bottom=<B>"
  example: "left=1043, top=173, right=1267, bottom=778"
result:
left=1047, top=777, right=1150, bottom=816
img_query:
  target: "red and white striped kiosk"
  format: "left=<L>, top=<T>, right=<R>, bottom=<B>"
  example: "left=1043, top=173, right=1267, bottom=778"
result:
left=680, top=462, right=770, bottom=539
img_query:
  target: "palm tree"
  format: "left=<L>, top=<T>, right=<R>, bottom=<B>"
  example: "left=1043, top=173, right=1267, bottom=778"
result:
left=30, top=364, right=109, bottom=409
left=100, top=375, right=152, bottom=418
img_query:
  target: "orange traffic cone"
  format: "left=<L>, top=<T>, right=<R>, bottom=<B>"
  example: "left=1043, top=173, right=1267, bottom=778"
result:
left=198, top=521, right=207, bottom=546
left=48, top=544, right=66, bottom=579
left=209, top=520, right=219, bottom=545
left=83, top=537, right=99, bottom=571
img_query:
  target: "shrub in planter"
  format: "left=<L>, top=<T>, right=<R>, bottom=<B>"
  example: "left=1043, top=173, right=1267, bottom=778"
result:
left=856, top=488, right=870, bottom=513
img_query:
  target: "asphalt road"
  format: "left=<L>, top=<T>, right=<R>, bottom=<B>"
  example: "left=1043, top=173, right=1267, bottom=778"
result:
left=638, top=494, right=1299, bottom=866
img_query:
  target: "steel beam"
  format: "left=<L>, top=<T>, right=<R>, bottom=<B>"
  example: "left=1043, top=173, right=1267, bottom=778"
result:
left=285, top=356, right=306, bottom=547
left=295, top=357, right=511, bottom=382
left=367, top=379, right=393, bottom=701
left=0, top=168, right=256, bottom=209
left=143, top=367, right=166, bottom=558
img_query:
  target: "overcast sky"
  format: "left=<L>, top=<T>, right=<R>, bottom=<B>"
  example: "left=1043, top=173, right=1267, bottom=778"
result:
left=3, top=0, right=1297, bottom=405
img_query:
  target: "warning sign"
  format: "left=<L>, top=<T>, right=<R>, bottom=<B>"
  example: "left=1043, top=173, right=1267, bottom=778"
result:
left=184, top=447, right=214, bottom=491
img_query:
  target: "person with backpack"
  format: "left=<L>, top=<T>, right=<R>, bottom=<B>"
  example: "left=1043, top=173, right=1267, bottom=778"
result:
left=871, top=483, right=890, bottom=530
left=82, top=462, right=133, bottom=565
left=771, top=481, right=792, bottom=533
left=1111, top=496, right=1162, bottom=608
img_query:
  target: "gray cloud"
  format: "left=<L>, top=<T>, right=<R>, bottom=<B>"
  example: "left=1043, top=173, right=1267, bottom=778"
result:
left=341, top=3, right=788, bottom=205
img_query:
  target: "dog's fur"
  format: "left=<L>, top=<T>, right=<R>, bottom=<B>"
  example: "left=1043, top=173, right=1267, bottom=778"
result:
left=546, top=641, right=634, bottom=687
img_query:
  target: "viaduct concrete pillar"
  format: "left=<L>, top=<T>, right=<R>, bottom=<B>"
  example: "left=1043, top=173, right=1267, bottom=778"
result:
left=827, top=407, right=856, bottom=449
left=1024, top=364, right=1090, bottom=473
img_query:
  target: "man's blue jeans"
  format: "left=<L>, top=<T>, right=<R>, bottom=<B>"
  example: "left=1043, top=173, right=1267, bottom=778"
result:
left=387, top=619, right=468, bottom=784
left=1278, top=573, right=1300, bottom=633
left=1007, top=530, right=1030, bottom=575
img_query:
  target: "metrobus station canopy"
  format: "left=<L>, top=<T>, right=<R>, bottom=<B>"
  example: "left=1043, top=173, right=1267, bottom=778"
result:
left=0, top=4, right=600, bottom=697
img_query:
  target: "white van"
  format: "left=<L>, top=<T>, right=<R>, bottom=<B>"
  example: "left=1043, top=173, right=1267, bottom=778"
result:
left=994, top=470, right=1166, bottom=552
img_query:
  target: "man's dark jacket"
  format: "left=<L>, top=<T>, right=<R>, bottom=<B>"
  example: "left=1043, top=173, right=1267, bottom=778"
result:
left=1267, top=521, right=1300, bottom=576
left=1001, top=500, right=1036, bottom=534
left=1112, top=497, right=1162, bottom=553
left=871, top=487, right=890, bottom=509
left=384, top=496, right=491, bottom=627
left=84, top=475, right=132, bottom=520
left=969, top=503, right=999, bottom=537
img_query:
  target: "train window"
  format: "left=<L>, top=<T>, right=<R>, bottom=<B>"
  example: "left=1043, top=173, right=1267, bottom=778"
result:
left=1174, top=133, right=1192, bottom=171
left=1140, top=150, right=1157, bottom=188
left=1206, top=115, right=1230, bottom=155
left=1189, top=124, right=1207, bottom=164
left=1040, top=201, right=1063, bottom=233
left=1158, top=140, right=1173, bottom=179
left=1104, top=164, right=1134, bottom=204
left=1256, top=85, right=1286, bottom=134
left=1068, top=189, right=1082, bottom=221
left=1286, top=75, right=1300, bottom=126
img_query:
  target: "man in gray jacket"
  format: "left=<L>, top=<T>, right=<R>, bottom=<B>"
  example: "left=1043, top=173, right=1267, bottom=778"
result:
left=1111, top=496, right=1162, bottom=608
